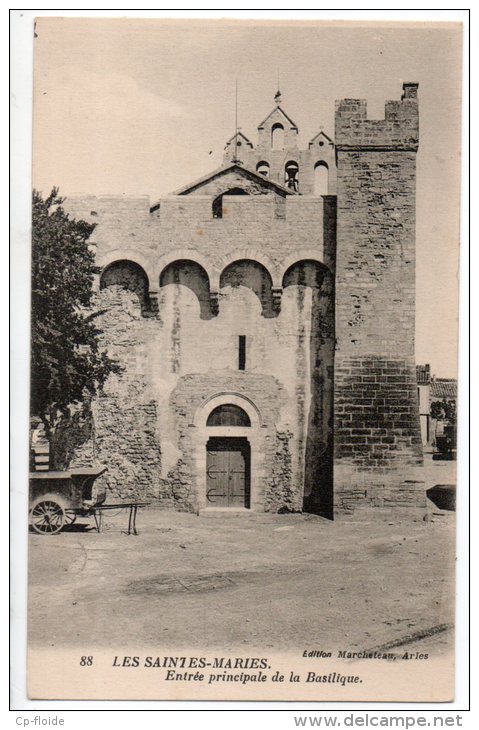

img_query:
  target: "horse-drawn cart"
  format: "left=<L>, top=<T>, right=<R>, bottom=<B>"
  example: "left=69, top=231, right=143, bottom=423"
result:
left=29, top=468, right=149, bottom=535
left=29, top=467, right=107, bottom=534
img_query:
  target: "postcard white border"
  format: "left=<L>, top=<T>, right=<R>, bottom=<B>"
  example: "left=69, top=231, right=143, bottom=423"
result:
left=8, top=6, right=472, bottom=721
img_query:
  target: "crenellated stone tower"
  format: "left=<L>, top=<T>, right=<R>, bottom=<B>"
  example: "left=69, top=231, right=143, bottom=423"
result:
left=333, top=83, right=425, bottom=515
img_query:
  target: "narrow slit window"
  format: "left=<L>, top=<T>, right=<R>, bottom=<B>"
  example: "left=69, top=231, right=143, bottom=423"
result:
left=238, top=335, right=246, bottom=370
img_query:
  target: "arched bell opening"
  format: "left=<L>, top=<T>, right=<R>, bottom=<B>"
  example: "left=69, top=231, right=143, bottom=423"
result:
left=284, top=160, right=299, bottom=192
left=271, top=123, right=285, bottom=150
left=256, top=161, right=270, bottom=178
left=314, top=161, right=329, bottom=196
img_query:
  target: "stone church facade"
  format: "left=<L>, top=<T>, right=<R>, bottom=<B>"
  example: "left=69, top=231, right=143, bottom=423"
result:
left=64, top=82, right=425, bottom=519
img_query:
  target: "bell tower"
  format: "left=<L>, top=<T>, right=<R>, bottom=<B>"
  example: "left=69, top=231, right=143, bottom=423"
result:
left=222, top=91, right=336, bottom=196
left=256, top=90, right=299, bottom=152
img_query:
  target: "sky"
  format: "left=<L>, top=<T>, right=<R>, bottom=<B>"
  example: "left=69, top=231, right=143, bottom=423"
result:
left=32, top=18, right=463, bottom=378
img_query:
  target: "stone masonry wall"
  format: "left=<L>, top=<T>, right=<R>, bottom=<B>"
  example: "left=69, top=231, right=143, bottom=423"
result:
left=70, top=287, right=174, bottom=506
left=68, top=265, right=333, bottom=512
left=168, top=372, right=296, bottom=512
left=63, top=175, right=334, bottom=292
left=334, top=149, right=416, bottom=354
left=62, top=171, right=335, bottom=514
left=334, top=357, right=423, bottom=515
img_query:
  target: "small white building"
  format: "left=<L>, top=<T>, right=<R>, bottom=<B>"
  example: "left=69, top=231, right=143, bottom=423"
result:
left=416, top=364, right=457, bottom=446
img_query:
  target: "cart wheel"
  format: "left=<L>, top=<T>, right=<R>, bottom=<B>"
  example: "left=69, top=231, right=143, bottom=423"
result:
left=30, top=495, right=66, bottom=535
left=64, top=511, right=77, bottom=526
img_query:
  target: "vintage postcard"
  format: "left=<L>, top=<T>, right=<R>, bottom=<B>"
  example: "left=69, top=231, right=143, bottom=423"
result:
left=26, top=17, right=462, bottom=701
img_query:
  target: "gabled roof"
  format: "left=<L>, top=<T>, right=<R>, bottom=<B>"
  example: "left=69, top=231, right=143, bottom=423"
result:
left=309, top=129, right=334, bottom=146
left=430, top=380, right=457, bottom=400
left=166, top=163, right=297, bottom=198
left=225, top=131, right=253, bottom=148
left=257, top=105, right=298, bottom=130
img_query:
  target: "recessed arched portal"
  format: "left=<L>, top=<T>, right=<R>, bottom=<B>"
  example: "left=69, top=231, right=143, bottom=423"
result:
left=193, top=393, right=264, bottom=512
left=206, top=437, right=251, bottom=508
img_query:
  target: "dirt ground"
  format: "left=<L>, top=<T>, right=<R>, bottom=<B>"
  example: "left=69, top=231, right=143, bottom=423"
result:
left=28, top=455, right=455, bottom=655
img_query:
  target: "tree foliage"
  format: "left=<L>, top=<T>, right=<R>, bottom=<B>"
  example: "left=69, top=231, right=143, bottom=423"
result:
left=31, top=188, right=119, bottom=450
left=430, top=399, right=456, bottom=423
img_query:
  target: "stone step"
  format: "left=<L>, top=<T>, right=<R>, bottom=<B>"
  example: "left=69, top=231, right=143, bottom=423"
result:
left=33, top=444, right=50, bottom=454
left=198, top=508, right=255, bottom=519
left=34, top=454, right=50, bottom=462
left=197, top=508, right=311, bottom=523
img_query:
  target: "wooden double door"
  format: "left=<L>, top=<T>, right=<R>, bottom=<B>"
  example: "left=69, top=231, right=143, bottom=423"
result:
left=206, top=438, right=250, bottom=508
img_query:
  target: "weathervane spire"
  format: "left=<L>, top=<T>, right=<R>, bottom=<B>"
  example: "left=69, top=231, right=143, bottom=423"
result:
left=275, top=70, right=281, bottom=105
left=232, top=79, right=243, bottom=165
